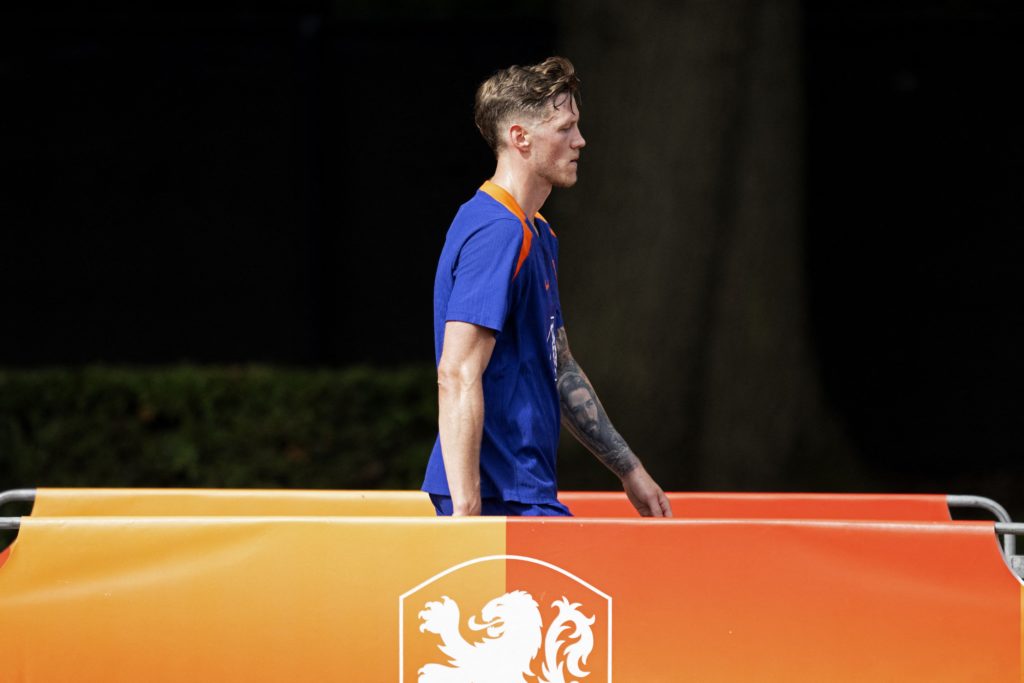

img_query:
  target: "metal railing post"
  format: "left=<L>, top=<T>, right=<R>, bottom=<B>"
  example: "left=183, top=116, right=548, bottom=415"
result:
left=0, top=489, right=36, bottom=507
left=948, top=494, right=1015, bottom=558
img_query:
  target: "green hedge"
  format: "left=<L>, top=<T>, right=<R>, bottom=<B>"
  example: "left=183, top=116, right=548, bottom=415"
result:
left=0, top=365, right=437, bottom=491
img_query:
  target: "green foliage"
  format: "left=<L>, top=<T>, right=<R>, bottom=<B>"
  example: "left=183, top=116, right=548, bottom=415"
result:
left=0, top=365, right=437, bottom=491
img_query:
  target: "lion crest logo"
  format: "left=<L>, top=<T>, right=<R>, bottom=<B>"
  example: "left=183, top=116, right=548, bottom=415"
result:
left=399, top=555, right=611, bottom=683
left=417, top=590, right=595, bottom=683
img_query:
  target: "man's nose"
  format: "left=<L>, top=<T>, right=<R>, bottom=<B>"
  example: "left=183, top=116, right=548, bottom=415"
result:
left=574, top=130, right=586, bottom=149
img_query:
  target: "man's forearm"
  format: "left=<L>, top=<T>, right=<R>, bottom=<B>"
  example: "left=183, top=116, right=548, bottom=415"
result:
left=555, top=327, right=639, bottom=478
left=437, top=371, right=484, bottom=514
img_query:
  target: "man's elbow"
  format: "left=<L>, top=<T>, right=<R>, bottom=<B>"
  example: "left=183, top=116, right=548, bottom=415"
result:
left=437, top=361, right=482, bottom=398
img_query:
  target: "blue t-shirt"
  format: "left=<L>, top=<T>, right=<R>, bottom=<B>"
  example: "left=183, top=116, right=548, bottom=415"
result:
left=422, top=181, right=564, bottom=504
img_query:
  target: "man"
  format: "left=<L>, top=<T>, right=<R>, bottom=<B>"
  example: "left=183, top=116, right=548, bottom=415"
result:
left=422, top=56, right=672, bottom=517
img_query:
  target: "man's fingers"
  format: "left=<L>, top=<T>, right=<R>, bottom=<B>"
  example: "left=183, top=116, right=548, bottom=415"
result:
left=658, top=492, right=674, bottom=517
left=638, top=494, right=655, bottom=517
left=645, top=492, right=666, bottom=517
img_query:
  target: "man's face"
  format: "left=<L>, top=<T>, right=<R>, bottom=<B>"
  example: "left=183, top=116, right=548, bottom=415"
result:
left=528, top=94, right=586, bottom=188
left=567, top=386, right=600, bottom=438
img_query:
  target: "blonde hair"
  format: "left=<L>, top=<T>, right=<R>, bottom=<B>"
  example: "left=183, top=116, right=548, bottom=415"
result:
left=474, top=56, right=581, bottom=156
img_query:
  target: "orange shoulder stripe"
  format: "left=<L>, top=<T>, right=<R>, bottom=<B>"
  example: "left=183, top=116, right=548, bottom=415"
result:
left=535, top=211, right=557, bottom=238
left=479, top=180, right=533, bottom=280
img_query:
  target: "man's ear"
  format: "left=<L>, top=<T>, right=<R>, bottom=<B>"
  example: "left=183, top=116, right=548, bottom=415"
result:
left=508, top=123, right=530, bottom=153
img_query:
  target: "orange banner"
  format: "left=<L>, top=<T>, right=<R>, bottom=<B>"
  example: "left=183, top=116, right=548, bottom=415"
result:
left=30, top=488, right=436, bottom=517
left=0, top=514, right=1018, bottom=681
left=562, top=491, right=952, bottom=520
left=506, top=518, right=1019, bottom=682
left=27, top=488, right=952, bottom=520
left=0, top=517, right=503, bottom=681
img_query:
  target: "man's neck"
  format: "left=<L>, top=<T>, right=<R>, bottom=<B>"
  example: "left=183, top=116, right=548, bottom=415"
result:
left=490, top=157, right=551, bottom=220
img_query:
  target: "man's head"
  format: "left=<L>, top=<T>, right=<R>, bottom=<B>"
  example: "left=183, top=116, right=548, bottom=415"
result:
left=474, top=56, right=585, bottom=187
left=561, top=375, right=601, bottom=440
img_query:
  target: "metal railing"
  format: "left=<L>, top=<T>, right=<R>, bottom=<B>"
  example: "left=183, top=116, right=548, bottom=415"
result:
left=0, top=488, right=35, bottom=507
left=0, top=489, right=35, bottom=531
left=947, top=494, right=1015, bottom=557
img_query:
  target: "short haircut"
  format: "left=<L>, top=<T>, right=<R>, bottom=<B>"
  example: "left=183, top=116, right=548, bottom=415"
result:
left=474, top=56, right=581, bottom=156
left=559, top=372, right=590, bottom=397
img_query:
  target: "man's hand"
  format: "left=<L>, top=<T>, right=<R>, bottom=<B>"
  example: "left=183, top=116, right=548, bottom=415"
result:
left=451, top=496, right=482, bottom=517
left=622, top=464, right=673, bottom=517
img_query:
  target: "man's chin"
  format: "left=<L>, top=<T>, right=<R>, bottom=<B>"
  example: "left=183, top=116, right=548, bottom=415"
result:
left=552, top=174, right=579, bottom=189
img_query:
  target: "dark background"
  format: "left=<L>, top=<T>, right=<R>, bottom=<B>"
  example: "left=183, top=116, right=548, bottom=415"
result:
left=3, top=10, right=553, bottom=365
left=2, top=5, right=1022, bottom=513
left=804, top=2, right=1023, bottom=504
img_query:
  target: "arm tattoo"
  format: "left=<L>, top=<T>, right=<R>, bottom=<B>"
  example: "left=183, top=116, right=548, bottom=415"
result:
left=555, top=327, right=639, bottom=478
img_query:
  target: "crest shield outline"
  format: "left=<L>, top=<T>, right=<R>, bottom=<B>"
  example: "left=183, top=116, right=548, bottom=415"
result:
left=399, top=555, right=612, bottom=683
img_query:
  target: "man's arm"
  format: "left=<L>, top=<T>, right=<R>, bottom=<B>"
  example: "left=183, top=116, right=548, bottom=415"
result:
left=555, top=326, right=673, bottom=517
left=437, top=320, right=497, bottom=516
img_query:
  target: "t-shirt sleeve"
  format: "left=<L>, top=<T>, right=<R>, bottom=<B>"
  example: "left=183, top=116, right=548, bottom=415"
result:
left=444, top=218, right=524, bottom=332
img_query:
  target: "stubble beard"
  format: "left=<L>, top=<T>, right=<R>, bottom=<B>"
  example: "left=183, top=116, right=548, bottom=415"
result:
left=543, top=162, right=579, bottom=189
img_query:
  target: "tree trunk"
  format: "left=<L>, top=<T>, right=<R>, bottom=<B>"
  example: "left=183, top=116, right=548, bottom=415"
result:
left=552, top=0, right=858, bottom=491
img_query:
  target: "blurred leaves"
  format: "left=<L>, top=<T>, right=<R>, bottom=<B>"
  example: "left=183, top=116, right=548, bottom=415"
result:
left=0, top=365, right=436, bottom=490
